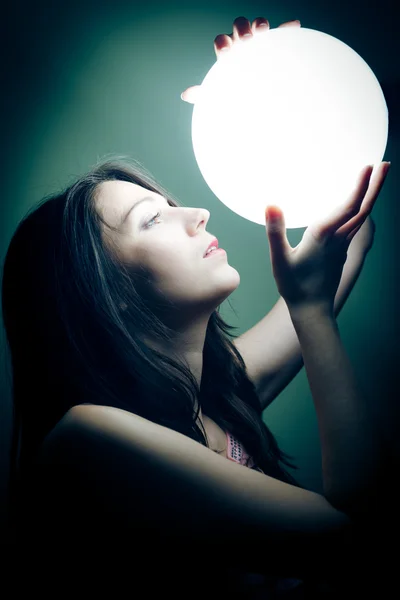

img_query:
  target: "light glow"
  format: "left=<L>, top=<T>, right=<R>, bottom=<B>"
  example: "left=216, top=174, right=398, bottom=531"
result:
left=191, top=27, right=388, bottom=228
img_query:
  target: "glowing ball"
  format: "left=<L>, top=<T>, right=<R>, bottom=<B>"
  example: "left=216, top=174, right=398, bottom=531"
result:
left=191, top=27, right=388, bottom=228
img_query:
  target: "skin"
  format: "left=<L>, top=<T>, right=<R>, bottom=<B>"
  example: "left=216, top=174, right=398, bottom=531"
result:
left=95, top=180, right=240, bottom=422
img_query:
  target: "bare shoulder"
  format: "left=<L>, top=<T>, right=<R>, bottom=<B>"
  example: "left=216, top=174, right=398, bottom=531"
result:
left=41, top=402, right=197, bottom=459
left=41, top=403, right=150, bottom=451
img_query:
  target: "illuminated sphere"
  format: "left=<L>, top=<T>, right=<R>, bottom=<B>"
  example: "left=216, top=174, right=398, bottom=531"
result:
left=191, top=27, right=388, bottom=228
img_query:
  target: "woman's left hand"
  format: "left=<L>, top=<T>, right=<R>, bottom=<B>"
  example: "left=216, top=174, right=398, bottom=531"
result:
left=181, top=16, right=301, bottom=104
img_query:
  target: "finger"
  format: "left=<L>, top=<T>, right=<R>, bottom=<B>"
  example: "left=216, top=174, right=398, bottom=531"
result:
left=335, top=162, right=391, bottom=239
left=232, top=16, right=253, bottom=42
left=277, top=20, right=301, bottom=28
left=180, top=85, right=201, bottom=104
left=313, top=165, right=374, bottom=242
left=265, top=206, right=291, bottom=263
left=251, top=17, right=270, bottom=34
left=214, top=33, right=233, bottom=58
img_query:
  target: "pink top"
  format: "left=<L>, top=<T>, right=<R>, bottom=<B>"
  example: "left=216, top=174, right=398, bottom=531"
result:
left=225, top=431, right=264, bottom=473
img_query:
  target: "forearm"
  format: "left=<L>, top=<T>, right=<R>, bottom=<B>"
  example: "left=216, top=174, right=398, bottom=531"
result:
left=289, top=307, right=382, bottom=518
left=333, top=230, right=370, bottom=316
left=257, top=242, right=370, bottom=410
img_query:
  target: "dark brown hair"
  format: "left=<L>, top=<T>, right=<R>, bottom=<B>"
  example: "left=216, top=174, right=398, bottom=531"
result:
left=1, top=155, right=299, bottom=529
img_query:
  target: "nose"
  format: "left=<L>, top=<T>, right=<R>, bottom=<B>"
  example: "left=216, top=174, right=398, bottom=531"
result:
left=187, top=207, right=210, bottom=234
left=196, top=207, right=210, bottom=229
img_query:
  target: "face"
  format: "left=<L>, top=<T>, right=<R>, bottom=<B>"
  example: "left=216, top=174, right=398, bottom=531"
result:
left=95, top=180, right=240, bottom=318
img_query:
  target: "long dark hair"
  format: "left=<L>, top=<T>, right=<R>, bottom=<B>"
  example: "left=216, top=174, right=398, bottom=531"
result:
left=1, top=155, right=299, bottom=526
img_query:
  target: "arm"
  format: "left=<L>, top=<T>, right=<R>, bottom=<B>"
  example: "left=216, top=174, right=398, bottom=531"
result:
left=36, top=403, right=354, bottom=581
left=233, top=218, right=375, bottom=411
left=288, top=306, right=382, bottom=518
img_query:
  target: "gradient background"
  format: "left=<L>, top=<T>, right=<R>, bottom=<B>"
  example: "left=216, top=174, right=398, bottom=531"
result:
left=1, top=0, right=399, bottom=535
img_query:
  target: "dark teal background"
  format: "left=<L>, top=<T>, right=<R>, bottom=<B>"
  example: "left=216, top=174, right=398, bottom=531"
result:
left=1, top=0, right=399, bottom=533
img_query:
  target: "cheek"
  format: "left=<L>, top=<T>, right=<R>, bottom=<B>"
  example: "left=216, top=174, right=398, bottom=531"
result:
left=136, top=252, right=191, bottom=304
left=149, top=249, right=202, bottom=289
left=151, top=250, right=188, bottom=279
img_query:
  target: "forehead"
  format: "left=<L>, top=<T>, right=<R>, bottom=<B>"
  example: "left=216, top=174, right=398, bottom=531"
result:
left=95, top=180, right=159, bottom=224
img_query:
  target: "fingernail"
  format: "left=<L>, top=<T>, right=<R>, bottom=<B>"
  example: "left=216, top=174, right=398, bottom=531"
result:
left=266, top=206, right=279, bottom=219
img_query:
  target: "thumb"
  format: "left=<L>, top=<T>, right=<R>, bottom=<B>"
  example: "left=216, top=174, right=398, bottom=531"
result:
left=180, top=85, right=202, bottom=104
left=265, top=205, right=290, bottom=262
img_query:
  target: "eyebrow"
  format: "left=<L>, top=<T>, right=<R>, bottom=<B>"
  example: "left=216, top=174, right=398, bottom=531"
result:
left=120, top=196, right=167, bottom=227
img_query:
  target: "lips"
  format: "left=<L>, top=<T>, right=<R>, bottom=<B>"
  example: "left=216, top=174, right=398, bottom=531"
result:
left=204, top=237, right=219, bottom=257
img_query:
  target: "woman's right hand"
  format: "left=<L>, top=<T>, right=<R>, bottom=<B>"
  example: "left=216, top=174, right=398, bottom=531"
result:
left=264, top=162, right=391, bottom=316
left=181, top=16, right=301, bottom=104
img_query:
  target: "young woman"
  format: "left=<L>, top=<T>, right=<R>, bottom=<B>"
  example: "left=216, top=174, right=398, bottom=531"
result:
left=2, top=15, right=391, bottom=600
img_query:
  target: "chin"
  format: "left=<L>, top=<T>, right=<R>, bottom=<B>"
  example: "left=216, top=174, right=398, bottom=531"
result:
left=215, top=272, right=241, bottom=304
left=226, top=266, right=241, bottom=288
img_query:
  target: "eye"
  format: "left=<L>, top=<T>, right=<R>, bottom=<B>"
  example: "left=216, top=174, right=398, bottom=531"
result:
left=144, top=211, right=162, bottom=228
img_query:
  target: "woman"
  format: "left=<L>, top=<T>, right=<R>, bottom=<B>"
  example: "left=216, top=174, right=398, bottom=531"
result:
left=2, top=15, right=391, bottom=599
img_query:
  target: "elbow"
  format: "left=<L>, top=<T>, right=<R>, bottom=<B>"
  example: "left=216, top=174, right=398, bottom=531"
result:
left=325, top=488, right=380, bottom=528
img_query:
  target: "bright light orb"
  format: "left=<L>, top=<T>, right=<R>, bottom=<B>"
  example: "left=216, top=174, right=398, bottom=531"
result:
left=191, top=27, right=388, bottom=228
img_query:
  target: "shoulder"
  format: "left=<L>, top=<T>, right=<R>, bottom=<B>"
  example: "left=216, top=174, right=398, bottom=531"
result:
left=41, top=403, right=145, bottom=450
left=37, top=403, right=163, bottom=485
